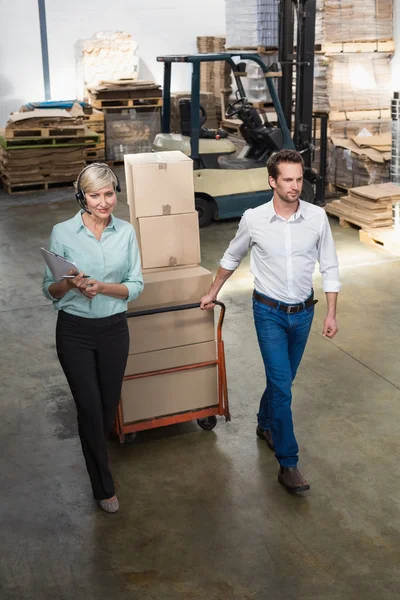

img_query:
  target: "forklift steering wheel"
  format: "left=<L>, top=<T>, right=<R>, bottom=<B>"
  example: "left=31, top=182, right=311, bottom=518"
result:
left=225, top=97, right=248, bottom=118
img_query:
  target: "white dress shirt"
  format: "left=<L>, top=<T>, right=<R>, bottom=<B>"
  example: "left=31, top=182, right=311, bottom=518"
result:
left=220, top=200, right=341, bottom=304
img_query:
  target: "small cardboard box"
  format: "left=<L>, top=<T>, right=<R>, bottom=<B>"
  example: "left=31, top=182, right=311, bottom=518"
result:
left=128, top=266, right=212, bottom=312
left=121, top=365, right=218, bottom=424
left=125, top=340, right=216, bottom=375
left=124, top=151, right=195, bottom=219
left=127, top=307, right=215, bottom=355
left=137, top=212, right=201, bottom=270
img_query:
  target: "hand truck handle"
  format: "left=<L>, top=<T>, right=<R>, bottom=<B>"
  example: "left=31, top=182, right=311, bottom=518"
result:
left=126, top=300, right=226, bottom=336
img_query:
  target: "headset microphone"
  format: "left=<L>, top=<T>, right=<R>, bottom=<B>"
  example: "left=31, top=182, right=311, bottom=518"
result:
left=75, top=163, right=121, bottom=215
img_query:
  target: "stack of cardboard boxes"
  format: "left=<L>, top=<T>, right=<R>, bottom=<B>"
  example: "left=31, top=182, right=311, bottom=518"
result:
left=121, top=150, right=218, bottom=425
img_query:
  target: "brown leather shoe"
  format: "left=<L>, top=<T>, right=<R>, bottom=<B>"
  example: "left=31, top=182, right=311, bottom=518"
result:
left=278, top=467, right=310, bottom=493
left=256, top=426, right=275, bottom=451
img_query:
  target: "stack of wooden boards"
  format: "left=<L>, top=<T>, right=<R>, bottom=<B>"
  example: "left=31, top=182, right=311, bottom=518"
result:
left=87, top=80, right=162, bottom=162
left=121, top=151, right=218, bottom=426
left=326, top=182, right=400, bottom=229
left=0, top=108, right=100, bottom=194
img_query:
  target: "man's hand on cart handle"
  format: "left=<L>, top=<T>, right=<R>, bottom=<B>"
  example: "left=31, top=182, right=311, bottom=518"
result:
left=200, top=294, right=217, bottom=310
left=200, top=267, right=235, bottom=311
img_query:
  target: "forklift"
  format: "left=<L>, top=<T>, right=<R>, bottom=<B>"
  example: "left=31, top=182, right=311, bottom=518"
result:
left=153, top=0, right=327, bottom=227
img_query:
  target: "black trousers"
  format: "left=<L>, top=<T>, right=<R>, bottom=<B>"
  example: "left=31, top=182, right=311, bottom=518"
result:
left=56, top=310, right=129, bottom=500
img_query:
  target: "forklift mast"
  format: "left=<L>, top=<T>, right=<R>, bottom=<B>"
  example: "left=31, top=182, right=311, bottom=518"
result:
left=279, top=0, right=327, bottom=204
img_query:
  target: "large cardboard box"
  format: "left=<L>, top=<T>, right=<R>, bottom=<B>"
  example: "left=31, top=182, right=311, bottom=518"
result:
left=125, top=340, right=216, bottom=375
left=127, top=307, right=215, bottom=354
left=128, top=266, right=213, bottom=312
left=124, top=151, right=195, bottom=220
left=121, top=365, right=218, bottom=423
left=137, top=212, right=201, bottom=270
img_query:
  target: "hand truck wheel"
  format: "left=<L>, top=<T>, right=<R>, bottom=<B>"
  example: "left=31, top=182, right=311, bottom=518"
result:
left=124, top=432, right=137, bottom=444
left=197, top=415, right=217, bottom=431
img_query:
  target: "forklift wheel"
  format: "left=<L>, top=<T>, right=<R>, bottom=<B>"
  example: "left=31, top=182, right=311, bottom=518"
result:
left=124, top=432, right=137, bottom=444
left=197, top=416, right=217, bottom=431
left=195, top=196, right=213, bottom=228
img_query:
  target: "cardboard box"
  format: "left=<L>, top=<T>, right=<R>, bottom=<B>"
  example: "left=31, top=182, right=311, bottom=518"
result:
left=138, top=212, right=201, bottom=270
left=128, top=266, right=213, bottom=312
left=127, top=307, right=215, bottom=355
left=124, top=151, right=195, bottom=219
left=125, top=340, right=216, bottom=375
left=121, top=365, right=218, bottom=423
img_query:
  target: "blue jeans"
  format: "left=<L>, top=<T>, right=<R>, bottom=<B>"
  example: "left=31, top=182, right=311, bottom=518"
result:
left=253, top=293, right=314, bottom=468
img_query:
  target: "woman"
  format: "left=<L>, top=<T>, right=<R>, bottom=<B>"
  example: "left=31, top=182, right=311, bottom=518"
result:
left=43, top=163, right=143, bottom=513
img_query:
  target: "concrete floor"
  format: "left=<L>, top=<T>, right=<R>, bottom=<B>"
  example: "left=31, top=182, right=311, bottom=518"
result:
left=1, top=168, right=400, bottom=599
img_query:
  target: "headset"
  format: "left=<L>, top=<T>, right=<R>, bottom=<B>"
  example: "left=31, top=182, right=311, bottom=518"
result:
left=75, top=163, right=121, bottom=215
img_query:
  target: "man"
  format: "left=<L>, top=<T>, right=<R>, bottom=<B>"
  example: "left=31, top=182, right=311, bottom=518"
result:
left=200, top=149, right=341, bottom=493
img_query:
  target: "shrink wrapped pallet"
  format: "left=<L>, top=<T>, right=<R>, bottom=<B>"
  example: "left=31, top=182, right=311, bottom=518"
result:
left=225, top=0, right=279, bottom=48
left=76, top=32, right=139, bottom=98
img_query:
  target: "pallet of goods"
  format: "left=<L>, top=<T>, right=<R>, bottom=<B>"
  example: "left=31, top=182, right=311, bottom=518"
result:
left=87, top=80, right=162, bottom=111
left=0, top=108, right=100, bottom=194
left=318, top=0, right=393, bottom=45
left=225, top=0, right=279, bottom=49
left=327, top=134, right=391, bottom=194
left=87, top=80, right=162, bottom=162
left=196, top=36, right=232, bottom=122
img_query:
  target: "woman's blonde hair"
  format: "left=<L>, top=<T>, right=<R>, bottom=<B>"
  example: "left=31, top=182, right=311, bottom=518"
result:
left=75, top=163, right=119, bottom=194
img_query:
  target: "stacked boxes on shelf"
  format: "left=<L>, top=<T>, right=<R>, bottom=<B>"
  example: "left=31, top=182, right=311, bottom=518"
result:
left=122, top=151, right=218, bottom=425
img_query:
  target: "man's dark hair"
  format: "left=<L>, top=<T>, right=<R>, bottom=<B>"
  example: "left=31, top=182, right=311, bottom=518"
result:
left=267, top=150, right=305, bottom=180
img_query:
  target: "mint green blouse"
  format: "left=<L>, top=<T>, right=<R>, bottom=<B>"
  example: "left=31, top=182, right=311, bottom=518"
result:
left=42, top=211, right=143, bottom=318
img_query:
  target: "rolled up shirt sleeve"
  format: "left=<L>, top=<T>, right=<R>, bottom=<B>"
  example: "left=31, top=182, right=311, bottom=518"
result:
left=42, top=229, right=62, bottom=301
left=220, top=211, right=252, bottom=271
left=318, top=213, right=342, bottom=293
left=122, top=229, right=144, bottom=302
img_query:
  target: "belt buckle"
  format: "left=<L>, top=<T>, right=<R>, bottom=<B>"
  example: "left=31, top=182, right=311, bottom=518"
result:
left=288, top=304, right=300, bottom=314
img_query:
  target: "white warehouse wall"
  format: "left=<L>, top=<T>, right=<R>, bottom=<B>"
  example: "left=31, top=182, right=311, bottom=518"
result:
left=0, top=0, right=226, bottom=126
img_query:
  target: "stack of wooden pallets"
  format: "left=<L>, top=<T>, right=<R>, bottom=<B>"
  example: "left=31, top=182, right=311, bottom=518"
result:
left=0, top=109, right=99, bottom=194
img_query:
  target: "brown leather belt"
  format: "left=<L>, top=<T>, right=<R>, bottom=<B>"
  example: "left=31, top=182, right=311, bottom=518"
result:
left=253, top=290, right=318, bottom=314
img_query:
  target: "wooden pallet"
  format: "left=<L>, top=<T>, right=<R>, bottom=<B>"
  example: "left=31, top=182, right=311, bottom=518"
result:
left=0, top=129, right=99, bottom=149
left=359, top=227, right=400, bottom=256
left=90, top=97, right=162, bottom=110
left=316, top=40, right=395, bottom=54
left=5, top=126, right=87, bottom=140
left=1, top=178, right=75, bottom=195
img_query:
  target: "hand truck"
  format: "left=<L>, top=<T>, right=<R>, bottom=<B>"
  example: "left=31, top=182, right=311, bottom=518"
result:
left=114, top=301, right=230, bottom=443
